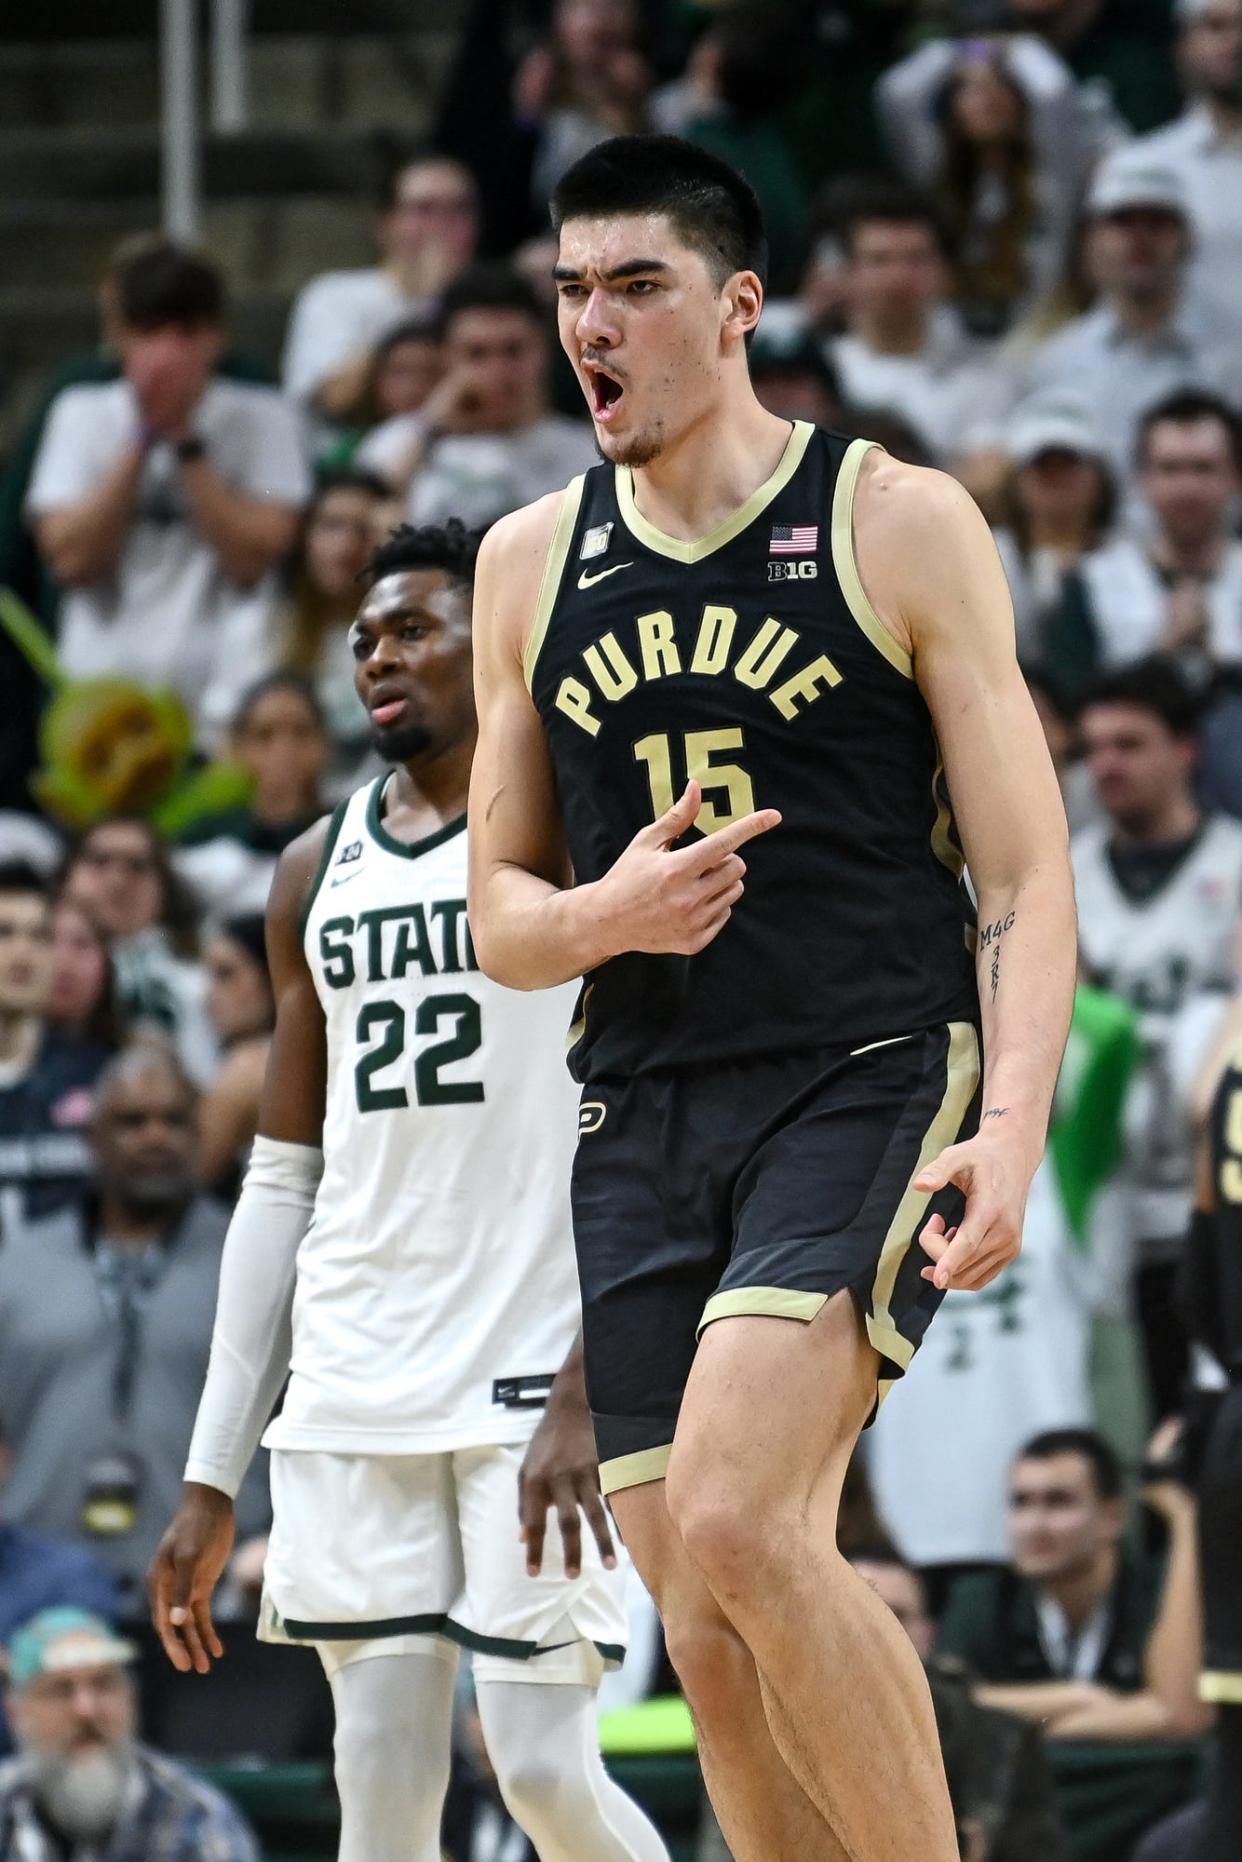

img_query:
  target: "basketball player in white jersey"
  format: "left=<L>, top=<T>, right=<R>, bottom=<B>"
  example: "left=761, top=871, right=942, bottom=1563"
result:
left=148, top=521, right=668, bottom=1862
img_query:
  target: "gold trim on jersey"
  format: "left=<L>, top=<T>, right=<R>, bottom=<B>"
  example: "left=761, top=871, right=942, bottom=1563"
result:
left=1202, top=1671, right=1242, bottom=1703
left=613, top=421, right=814, bottom=564
left=831, top=438, right=915, bottom=681
left=867, top=1020, right=980, bottom=1371
left=697, top=1286, right=827, bottom=1335
left=600, top=1444, right=673, bottom=1496
left=930, top=753, right=966, bottom=880
left=524, top=475, right=586, bottom=692
left=566, top=983, right=595, bottom=1058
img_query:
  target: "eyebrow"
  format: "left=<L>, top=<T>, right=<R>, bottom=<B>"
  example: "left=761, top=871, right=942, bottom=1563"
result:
left=552, top=258, right=672, bottom=284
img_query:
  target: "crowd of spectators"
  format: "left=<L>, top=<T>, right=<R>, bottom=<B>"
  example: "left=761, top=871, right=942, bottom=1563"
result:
left=5, top=0, right=1242, bottom=1856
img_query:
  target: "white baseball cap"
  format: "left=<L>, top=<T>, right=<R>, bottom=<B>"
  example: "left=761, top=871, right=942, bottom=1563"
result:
left=1006, top=393, right=1103, bottom=466
left=1087, top=154, right=1188, bottom=221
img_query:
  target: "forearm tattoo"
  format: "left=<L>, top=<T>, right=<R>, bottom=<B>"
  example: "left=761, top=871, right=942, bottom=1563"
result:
left=979, top=911, right=1015, bottom=1006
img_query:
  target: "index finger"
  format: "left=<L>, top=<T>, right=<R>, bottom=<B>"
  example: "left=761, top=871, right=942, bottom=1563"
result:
left=681, top=809, right=782, bottom=869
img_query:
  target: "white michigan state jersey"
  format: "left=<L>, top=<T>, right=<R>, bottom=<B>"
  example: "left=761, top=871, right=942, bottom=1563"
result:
left=262, top=777, right=583, bottom=1456
left=1073, top=815, right=1242, bottom=1241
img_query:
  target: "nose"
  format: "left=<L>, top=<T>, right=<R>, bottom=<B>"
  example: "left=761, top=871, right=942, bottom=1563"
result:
left=364, top=632, right=404, bottom=679
left=575, top=288, right=619, bottom=351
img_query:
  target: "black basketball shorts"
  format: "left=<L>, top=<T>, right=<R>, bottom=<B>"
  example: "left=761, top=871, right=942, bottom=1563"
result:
left=571, top=1020, right=982, bottom=1496
left=1200, top=1386, right=1242, bottom=1701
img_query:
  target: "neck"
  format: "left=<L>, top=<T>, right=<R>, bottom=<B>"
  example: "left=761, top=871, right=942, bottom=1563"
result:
left=1027, top=512, right=1093, bottom=553
left=851, top=309, right=929, bottom=357
left=1206, top=92, right=1242, bottom=137
left=97, top=1194, right=183, bottom=1246
left=1112, top=284, right=1179, bottom=338
left=254, top=787, right=320, bottom=827
left=628, top=388, right=791, bottom=541
left=389, top=731, right=476, bottom=834
left=1111, top=793, right=1201, bottom=848
left=0, top=1012, right=40, bottom=1072
left=1151, top=528, right=1226, bottom=577
left=1042, top=1544, right=1118, bottom=1631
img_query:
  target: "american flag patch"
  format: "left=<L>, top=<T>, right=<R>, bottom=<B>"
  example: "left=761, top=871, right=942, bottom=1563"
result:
left=770, top=524, right=818, bottom=555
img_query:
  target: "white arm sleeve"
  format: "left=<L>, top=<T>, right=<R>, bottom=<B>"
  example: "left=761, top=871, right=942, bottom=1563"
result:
left=184, top=1135, right=322, bottom=1499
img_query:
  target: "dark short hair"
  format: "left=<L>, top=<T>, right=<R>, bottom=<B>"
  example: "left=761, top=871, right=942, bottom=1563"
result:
left=0, top=861, right=50, bottom=905
left=1016, top=1428, right=1124, bottom=1501
left=362, top=518, right=483, bottom=590
left=1137, top=389, right=1242, bottom=471
left=231, top=670, right=327, bottom=737
left=115, top=242, right=225, bottom=330
left=552, top=135, right=768, bottom=290
left=313, top=465, right=392, bottom=505
left=1079, top=654, right=1201, bottom=739
left=437, top=265, right=544, bottom=338
left=374, top=315, right=440, bottom=360
left=827, top=176, right=952, bottom=264
left=750, top=336, right=841, bottom=405
left=376, top=150, right=476, bottom=216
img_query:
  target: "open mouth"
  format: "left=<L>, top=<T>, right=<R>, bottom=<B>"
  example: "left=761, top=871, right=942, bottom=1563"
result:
left=586, top=364, right=625, bottom=424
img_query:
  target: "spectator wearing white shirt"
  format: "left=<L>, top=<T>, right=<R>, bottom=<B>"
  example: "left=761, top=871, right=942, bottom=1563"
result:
left=26, top=246, right=308, bottom=743
left=818, top=180, right=1009, bottom=470
left=1047, top=391, right=1242, bottom=698
left=1134, top=0, right=1242, bottom=317
left=282, top=155, right=478, bottom=424
left=357, top=266, right=598, bottom=528
left=1021, top=151, right=1242, bottom=490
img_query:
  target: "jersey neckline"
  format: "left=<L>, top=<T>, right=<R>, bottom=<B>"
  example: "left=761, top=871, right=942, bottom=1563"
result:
left=613, top=419, right=813, bottom=564
left=366, top=776, right=467, bottom=861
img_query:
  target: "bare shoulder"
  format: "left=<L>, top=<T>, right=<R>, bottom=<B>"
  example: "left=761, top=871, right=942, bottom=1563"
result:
left=266, top=813, right=336, bottom=961
left=855, top=451, right=988, bottom=556
left=476, top=487, right=574, bottom=668
left=853, top=450, right=1011, bottom=651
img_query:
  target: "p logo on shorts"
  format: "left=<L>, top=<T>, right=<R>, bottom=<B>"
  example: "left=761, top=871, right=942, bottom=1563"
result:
left=578, top=1102, right=607, bottom=1135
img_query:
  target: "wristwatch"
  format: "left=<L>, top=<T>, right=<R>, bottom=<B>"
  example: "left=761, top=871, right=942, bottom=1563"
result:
left=175, top=435, right=206, bottom=464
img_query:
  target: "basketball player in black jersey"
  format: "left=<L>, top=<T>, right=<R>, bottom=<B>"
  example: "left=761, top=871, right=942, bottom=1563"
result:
left=1184, top=1047, right=1242, bottom=1862
left=468, top=138, right=1077, bottom=1861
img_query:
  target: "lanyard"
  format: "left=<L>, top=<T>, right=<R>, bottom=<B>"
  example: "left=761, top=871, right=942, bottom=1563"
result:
left=94, top=1238, right=166, bottom=1424
left=1035, top=1592, right=1111, bottom=1682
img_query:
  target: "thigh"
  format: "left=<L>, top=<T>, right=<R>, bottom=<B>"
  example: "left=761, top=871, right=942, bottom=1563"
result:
left=572, top=1073, right=728, bottom=1497
left=260, top=1449, right=463, bottom=1643
left=711, top=1023, right=981, bottom=1393
left=455, top=1444, right=628, bottom=1686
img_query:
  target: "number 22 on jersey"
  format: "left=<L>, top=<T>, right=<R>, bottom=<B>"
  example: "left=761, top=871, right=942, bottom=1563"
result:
left=355, top=993, right=484, bottom=1112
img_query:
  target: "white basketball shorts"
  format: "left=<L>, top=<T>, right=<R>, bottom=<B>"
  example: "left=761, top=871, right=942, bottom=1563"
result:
left=258, top=1441, right=628, bottom=1682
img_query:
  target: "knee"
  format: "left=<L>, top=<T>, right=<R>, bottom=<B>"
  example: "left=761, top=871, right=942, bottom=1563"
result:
left=492, top=1744, right=576, bottom=1828
left=665, top=1463, right=778, bottom=1607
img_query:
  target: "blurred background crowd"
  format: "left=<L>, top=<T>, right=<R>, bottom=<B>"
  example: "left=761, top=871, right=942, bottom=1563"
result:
left=4, top=0, right=1242, bottom=1857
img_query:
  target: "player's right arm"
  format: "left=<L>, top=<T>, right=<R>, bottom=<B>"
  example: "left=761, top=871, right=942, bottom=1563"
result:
left=467, top=498, right=780, bottom=989
left=148, top=824, right=331, bottom=1675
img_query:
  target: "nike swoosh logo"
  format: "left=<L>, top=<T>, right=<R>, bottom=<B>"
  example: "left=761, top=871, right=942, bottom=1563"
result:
left=577, top=562, right=633, bottom=589
left=329, top=869, right=364, bottom=887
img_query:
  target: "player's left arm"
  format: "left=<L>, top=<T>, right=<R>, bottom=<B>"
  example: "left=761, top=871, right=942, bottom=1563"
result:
left=855, top=458, right=1077, bottom=1293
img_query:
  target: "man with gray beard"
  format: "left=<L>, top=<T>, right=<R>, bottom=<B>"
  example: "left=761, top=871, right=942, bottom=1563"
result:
left=0, top=1606, right=256, bottom=1858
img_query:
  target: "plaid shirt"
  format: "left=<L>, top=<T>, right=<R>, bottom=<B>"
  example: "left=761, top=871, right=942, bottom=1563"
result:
left=0, top=1745, right=259, bottom=1862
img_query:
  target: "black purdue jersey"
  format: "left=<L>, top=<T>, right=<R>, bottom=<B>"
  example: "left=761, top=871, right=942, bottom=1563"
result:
left=1194, top=1047, right=1242, bottom=1374
left=527, top=421, right=979, bottom=1081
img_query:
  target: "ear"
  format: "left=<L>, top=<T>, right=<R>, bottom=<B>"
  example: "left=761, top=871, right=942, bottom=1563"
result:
left=722, top=270, right=764, bottom=351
